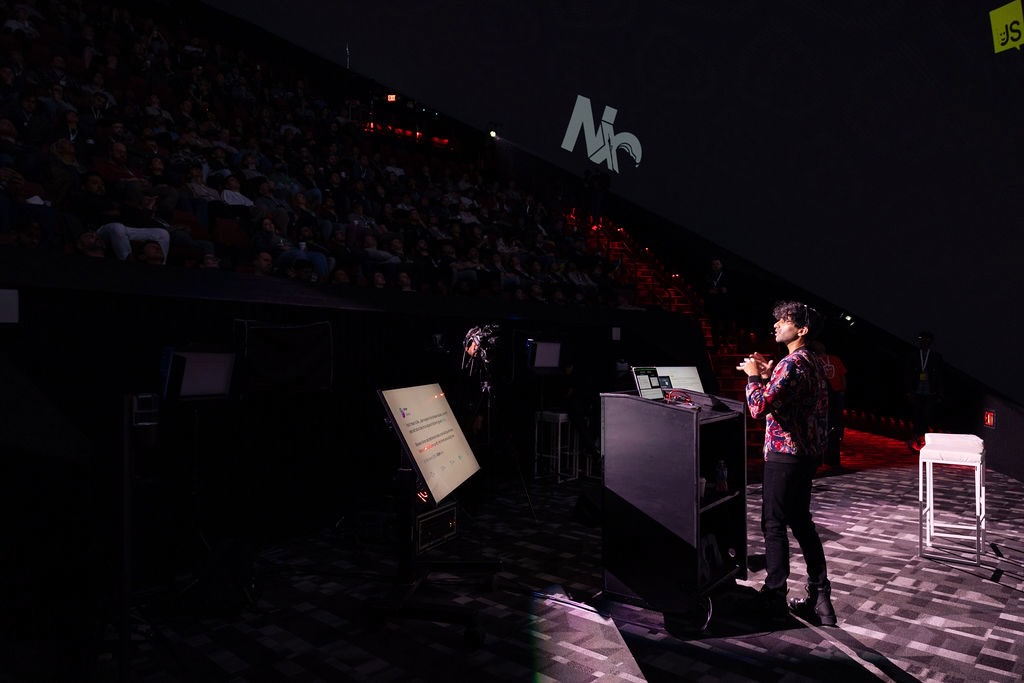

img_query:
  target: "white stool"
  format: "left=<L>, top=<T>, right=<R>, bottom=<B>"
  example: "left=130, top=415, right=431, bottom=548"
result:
left=534, top=411, right=579, bottom=482
left=919, top=433, right=986, bottom=565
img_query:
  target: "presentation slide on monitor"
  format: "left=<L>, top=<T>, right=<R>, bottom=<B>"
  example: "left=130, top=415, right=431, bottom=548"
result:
left=657, top=366, right=704, bottom=394
left=380, top=383, right=480, bottom=503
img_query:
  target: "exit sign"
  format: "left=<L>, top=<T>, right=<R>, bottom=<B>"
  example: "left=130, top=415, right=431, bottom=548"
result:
left=983, top=410, right=996, bottom=428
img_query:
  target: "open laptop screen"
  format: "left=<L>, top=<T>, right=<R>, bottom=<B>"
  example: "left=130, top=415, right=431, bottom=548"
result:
left=632, top=366, right=668, bottom=400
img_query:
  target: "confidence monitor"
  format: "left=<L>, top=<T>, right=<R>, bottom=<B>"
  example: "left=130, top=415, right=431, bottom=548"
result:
left=162, top=350, right=236, bottom=400
left=657, top=366, right=704, bottom=394
left=379, top=383, right=481, bottom=505
left=526, top=339, right=561, bottom=375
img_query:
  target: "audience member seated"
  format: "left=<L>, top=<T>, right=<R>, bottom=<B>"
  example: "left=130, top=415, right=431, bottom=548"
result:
left=97, top=219, right=170, bottom=264
left=136, top=239, right=166, bottom=266
left=44, top=139, right=86, bottom=212
left=0, top=163, right=60, bottom=250
left=143, top=156, right=179, bottom=219
left=252, top=178, right=293, bottom=233
left=73, top=172, right=170, bottom=263
left=395, top=270, right=415, bottom=292
left=218, top=174, right=260, bottom=231
left=250, top=249, right=274, bottom=276
left=286, top=257, right=318, bottom=284
left=198, top=253, right=222, bottom=269
left=3, top=6, right=40, bottom=39
left=74, top=229, right=107, bottom=258
left=250, top=214, right=328, bottom=278
left=358, top=233, right=400, bottom=280
left=91, top=140, right=146, bottom=202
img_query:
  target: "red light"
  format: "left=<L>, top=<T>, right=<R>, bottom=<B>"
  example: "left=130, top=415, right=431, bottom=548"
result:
left=983, top=410, right=996, bottom=428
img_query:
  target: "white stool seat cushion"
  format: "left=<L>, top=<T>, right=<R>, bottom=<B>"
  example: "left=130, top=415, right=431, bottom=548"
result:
left=921, top=433, right=984, bottom=464
left=923, top=433, right=984, bottom=453
left=920, top=448, right=984, bottom=465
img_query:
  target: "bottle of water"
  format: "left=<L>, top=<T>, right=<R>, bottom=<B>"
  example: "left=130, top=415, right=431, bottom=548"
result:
left=715, top=460, right=728, bottom=492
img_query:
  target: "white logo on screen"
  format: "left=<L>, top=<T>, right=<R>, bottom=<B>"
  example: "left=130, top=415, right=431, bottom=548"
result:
left=561, top=94, right=642, bottom=174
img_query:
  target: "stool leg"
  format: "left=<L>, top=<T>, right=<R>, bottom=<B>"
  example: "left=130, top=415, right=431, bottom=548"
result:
left=534, top=414, right=540, bottom=478
left=926, top=461, right=935, bottom=547
left=974, top=464, right=983, bottom=544
left=975, top=462, right=984, bottom=564
left=921, top=454, right=929, bottom=557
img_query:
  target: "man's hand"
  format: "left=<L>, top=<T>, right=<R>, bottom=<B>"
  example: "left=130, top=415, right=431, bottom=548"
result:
left=737, top=352, right=773, bottom=378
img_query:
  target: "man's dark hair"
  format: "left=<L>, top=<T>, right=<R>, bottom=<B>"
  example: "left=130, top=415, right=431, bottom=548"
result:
left=772, top=300, right=822, bottom=341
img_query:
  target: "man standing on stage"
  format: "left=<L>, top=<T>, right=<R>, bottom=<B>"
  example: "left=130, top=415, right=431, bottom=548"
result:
left=737, top=301, right=836, bottom=626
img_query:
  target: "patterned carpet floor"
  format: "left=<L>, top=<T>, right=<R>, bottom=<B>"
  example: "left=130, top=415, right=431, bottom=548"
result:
left=78, top=430, right=1024, bottom=681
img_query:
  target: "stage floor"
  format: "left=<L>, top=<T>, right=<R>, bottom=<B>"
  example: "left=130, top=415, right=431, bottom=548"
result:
left=57, top=430, right=1024, bottom=681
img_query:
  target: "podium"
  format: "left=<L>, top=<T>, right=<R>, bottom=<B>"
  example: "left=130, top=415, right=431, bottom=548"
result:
left=600, top=391, right=747, bottom=616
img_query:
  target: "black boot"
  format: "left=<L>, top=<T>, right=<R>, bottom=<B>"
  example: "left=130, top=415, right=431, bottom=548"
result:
left=788, top=579, right=837, bottom=626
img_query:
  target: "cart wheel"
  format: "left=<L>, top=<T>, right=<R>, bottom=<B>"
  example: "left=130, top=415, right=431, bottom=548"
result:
left=663, top=594, right=713, bottom=635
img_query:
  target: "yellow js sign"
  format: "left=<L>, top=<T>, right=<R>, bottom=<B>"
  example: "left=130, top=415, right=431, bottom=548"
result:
left=991, top=0, right=1024, bottom=53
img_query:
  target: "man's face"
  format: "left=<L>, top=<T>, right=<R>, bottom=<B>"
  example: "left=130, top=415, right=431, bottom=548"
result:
left=141, top=242, right=164, bottom=264
left=773, top=317, right=805, bottom=345
left=78, top=231, right=103, bottom=253
left=254, top=252, right=273, bottom=272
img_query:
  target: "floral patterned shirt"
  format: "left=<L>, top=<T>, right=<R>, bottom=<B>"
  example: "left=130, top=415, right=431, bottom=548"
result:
left=745, top=347, right=829, bottom=461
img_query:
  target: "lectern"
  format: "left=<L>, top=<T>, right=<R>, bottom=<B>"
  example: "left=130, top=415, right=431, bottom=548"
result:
left=600, top=391, right=747, bottom=615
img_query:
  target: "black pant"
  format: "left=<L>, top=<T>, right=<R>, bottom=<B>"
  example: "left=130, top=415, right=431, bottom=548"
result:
left=761, top=458, right=828, bottom=592
left=910, top=393, right=940, bottom=438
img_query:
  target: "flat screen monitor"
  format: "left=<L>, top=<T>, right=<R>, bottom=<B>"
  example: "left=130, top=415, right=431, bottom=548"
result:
left=163, top=350, right=236, bottom=400
left=656, top=366, right=704, bottom=394
left=529, top=340, right=561, bottom=369
left=379, top=383, right=481, bottom=504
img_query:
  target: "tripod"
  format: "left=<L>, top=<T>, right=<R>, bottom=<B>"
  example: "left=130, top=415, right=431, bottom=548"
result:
left=470, top=377, right=538, bottom=522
